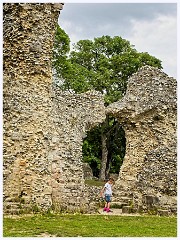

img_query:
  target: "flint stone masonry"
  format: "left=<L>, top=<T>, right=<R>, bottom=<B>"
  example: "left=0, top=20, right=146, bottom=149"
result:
left=50, top=86, right=105, bottom=211
left=3, top=3, right=177, bottom=214
left=107, top=66, right=177, bottom=212
left=3, top=3, right=63, bottom=79
left=82, top=163, right=93, bottom=180
left=3, top=3, right=64, bottom=210
left=3, top=3, right=106, bottom=213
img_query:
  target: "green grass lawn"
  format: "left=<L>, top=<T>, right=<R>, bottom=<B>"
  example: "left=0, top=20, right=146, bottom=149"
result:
left=3, top=213, right=177, bottom=237
left=85, top=179, right=105, bottom=187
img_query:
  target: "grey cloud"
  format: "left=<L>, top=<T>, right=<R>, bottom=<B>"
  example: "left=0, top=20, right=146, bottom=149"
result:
left=59, top=3, right=176, bottom=39
left=58, top=3, right=177, bottom=78
left=60, top=3, right=176, bottom=26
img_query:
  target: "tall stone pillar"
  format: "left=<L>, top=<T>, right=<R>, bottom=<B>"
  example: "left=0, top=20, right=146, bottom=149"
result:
left=3, top=3, right=63, bottom=211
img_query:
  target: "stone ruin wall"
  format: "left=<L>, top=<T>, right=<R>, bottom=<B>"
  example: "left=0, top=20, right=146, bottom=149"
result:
left=51, top=86, right=105, bottom=212
left=3, top=3, right=106, bottom=213
left=107, top=66, right=177, bottom=213
left=3, top=3, right=177, bottom=214
left=3, top=3, right=63, bottom=210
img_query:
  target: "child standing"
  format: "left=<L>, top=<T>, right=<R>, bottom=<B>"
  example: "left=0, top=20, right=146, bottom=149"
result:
left=100, top=177, right=114, bottom=212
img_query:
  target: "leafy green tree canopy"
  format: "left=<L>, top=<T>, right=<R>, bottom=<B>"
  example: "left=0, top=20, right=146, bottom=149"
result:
left=53, top=25, right=70, bottom=81
left=53, top=26, right=163, bottom=179
left=53, top=30, right=162, bottom=105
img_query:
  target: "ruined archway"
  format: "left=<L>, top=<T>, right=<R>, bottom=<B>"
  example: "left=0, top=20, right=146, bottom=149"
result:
left=3, top=3, right=177, bottom=215
left=3, top=3, right=106, bottom=214
left=51, top=87, right=106, bottom=212
left=107, top=66, right=177, bottom=213
left=82, top=115, right=126, bottom=181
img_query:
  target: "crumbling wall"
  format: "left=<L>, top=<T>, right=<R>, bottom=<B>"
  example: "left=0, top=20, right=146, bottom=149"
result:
left=107, top=66, right=177, bottom=213
left=3, top=3, right=106, bottom=213
left=51, top=86, right=105, bottom=212
left=3, top=3, right=63, bottom=211
left=3, top=3, right=177, bottom=214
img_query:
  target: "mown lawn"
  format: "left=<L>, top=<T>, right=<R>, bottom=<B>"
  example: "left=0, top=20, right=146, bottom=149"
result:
left=3, top=213, right=177, bottom=237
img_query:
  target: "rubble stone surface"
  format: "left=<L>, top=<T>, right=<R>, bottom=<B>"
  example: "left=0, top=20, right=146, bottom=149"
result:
left=107, top=66, right=177, bottom=213
left=3, top=3, right=106, bottom=213
left=50, top=86, right=105, bottom=211
left=3, top=3, right=177, bottom=214
left=3, top=3, right=64, bottom=211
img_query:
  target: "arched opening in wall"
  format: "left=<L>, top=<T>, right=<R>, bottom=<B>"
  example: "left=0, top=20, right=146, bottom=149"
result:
left=82, top=116, right=126, bottom=182
left=106, top=120, right=126, bottom=180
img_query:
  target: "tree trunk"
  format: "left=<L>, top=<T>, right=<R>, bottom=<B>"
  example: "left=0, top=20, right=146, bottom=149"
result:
left=105, top=156, right=111, bottom=180
left=99, top=132, right=108, bottom=180
left=105, top=121, right=122, bottom=178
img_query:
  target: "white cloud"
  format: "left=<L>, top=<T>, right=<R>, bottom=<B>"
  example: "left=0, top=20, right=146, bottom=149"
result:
left=58, top=19, right=84, bottom=48
left=128, top=14, right=177, bottom=78
left=58, top=3, right=177, bottom=79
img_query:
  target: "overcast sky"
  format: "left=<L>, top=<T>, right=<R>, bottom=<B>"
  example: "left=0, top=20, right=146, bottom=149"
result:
left=58, top=3, right=177, bottom=79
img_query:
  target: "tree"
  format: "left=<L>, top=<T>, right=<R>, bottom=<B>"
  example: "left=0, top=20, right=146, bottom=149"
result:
left=53, top=26, right=163, bottom=180
left=69, top=36, right=162, bottom=104
left=82, top=126, right=102, bottom=177
left=52, top=25, right=70, bottom=84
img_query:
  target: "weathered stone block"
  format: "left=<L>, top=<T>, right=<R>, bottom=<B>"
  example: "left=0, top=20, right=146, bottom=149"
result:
left=82, top=163, right=93, bottom=180
left=158, top=209, right=169, bottom=216
left=122, top=206, right=132, bottom=213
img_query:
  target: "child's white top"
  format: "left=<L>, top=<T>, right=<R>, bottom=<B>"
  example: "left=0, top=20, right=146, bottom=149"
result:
left=104, top=182, right=112, bottom=195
